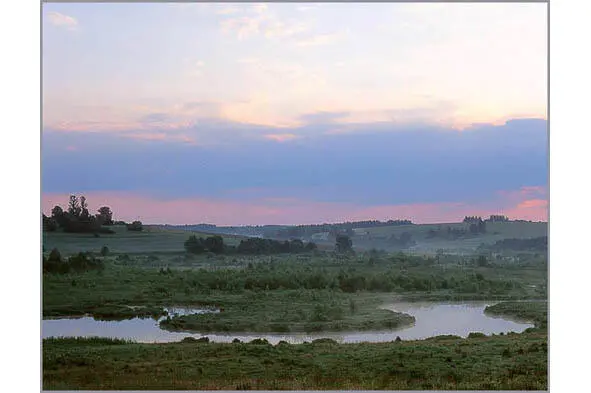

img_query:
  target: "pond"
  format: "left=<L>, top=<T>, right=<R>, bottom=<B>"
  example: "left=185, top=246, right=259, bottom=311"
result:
left=42, top=301, right=534, bottom=344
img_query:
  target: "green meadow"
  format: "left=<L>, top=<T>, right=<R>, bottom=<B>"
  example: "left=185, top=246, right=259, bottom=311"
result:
left=42, top=225, right=547, bottom=390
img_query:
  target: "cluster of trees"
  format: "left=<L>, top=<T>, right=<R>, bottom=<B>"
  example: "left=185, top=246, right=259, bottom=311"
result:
left=43, top=195, right=116, bottom=234
left=271, top=220, right=413, bottom=239
left=43, top=248, right=105, bottom=274
left=335, top=235, right=353, bottom=253
left=463, top=216, right=484, bottom=223
left=464, top=215, right=509, bottom=223
left=184, top=235, right=225, bottom=254
left=126, top=221, right=144, bottom=232
left=487, top=215, right=510, bottom=222
left=184, top=235, right=318, bottom=255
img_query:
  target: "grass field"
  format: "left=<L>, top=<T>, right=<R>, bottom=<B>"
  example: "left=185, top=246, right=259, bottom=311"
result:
left=347, top=221, right=548, bottom=254
left=42, top=226, right=547, bottom=390
left=42, top=225, right=247, bottom=256
left=43, top=330, right=547, bottom=390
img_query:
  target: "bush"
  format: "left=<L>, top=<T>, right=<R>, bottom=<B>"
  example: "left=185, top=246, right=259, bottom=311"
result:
left=249, top=338, right=270, bottom=345
left=45, top=251, right=105, bottom=274
left=48, top=248, right=62, bottom=262
left=127, top=221, right=143, bottom=231
left=312, top=338, right=338, bottom=345
left=100, top=246, right=109, bottom=256
left=67, top=252, right=105, bottom=273
left=181, top=336, right=209, bottom=343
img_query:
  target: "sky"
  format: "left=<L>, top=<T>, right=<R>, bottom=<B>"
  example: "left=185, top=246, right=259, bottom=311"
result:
left=42, top=2, right=548, bottom=225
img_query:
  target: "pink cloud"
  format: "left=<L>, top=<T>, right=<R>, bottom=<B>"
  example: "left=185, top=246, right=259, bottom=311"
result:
left=516, top=199, right=547, bottom=209
left=124, top=133, right=168, bottom=141
left=264, top=133, right=299, bottom=142
left=123, top=133, right=197, bottom=144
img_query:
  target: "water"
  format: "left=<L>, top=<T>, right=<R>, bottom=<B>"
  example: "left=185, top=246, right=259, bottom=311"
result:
left=42, top=301, right=534, bottom=344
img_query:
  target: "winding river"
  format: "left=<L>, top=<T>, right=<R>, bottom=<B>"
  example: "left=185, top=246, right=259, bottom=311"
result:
left=42, top=301, right=534, bottom=344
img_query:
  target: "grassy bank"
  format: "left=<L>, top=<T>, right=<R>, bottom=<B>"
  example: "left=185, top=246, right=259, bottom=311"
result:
left=159, top=290, right=415, bottom=333
left=484, top=301, right=548, bottom=329
left=43, top=331, right=547, bottom=390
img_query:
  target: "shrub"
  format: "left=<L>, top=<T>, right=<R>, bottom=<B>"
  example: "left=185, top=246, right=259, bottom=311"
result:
left=127, top=221, right=143, bottom=231
left=185, top=235, right=206, bottom=254
left=311, top=338, right=338, bottom=345
left=48, top=248, right=62, bottom=262
left=249, top=338, right=270, bottom=345
left=67, top=252, right=105, bottom=273
left=100, top=246, right=109, bottom=256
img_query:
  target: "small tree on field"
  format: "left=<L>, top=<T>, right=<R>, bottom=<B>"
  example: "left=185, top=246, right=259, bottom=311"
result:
left=127, top=221, right=143, bottom=231
left=335, top=234, right=353, bottom=254
left=100, top=246, right=110, bottom=256
left=204, top=235, right=225, bottom=254
left=97, top=206, right=114, bottom=225
left=185, top=235, right=206, bottom=254
left=48, top=248, right=62, bottom=262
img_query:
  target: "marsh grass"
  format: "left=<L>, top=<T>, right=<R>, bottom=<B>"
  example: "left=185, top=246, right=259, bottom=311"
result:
left=43, top=332, right=547, bottom=390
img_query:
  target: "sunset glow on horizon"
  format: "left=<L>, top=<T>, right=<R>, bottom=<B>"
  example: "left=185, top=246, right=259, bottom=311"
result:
left=42, top=2, right=548, bottom=225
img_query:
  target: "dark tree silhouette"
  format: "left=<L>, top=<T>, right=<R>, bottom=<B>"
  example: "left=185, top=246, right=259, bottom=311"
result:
left=97, top=206, right=114, bottom=225
left=127, top=221, right=144, bottom=231
left=335, top=234, right=353, bottom=253
left=204, top=235, right=225, bottom=254
left=68, top=195, right=81, bottom=218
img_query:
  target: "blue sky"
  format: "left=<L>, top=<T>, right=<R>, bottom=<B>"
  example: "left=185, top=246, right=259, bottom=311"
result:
left=42, top=2, right=547, bottom=225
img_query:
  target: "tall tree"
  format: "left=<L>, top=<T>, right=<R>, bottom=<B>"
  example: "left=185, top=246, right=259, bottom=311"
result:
left=97, top=206, right=114, bottom=225
left=68, top=195, right=81, bottom=218
left=79, top=196, right=90, bottom=220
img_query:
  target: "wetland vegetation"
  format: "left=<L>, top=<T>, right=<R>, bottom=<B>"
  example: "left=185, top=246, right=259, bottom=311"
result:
left=42, top=215, right=547, bottom=390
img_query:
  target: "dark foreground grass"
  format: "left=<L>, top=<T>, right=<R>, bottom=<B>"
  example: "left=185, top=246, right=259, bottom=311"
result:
left=43, top=331, right=547, bottom=390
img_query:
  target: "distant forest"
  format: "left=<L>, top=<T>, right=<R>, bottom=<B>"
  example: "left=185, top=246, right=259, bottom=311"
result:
left=168, top=219, right=413, bottom=239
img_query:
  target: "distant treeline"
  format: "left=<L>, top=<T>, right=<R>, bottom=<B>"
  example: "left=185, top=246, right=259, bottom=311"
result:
left=164, top=224, right=286, bottom=237
left=270, top=219, right=413, bottom=239
left=427, top=222, right=487, bottom=240
left=464, top=215, right=509, bottom=223
left=184, top=235, right=318, bottom=255
left=480, top=236, right=548, bottom=252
